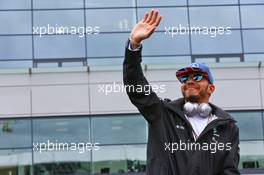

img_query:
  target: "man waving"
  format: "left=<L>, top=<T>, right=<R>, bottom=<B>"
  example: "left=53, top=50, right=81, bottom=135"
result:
left=123, top=10, right=240, bottom=175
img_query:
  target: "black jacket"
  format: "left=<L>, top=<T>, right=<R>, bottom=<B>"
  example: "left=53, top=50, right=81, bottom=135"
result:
left=123, top=42, right=240, bottom=175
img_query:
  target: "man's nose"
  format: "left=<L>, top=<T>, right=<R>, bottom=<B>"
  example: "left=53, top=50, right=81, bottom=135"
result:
left=186, top=77, right=195, bottom=84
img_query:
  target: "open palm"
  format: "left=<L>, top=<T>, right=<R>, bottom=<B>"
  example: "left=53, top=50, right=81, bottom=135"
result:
left=130, top=10, right=162, bottom=48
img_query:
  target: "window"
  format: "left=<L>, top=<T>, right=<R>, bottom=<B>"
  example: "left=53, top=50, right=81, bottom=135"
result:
left=0, top=119, right=31, bottom=148
left=86, top=9, right=136, bottom=32
left=86, top=0, right=135, bottom=8
left=0, top=36, right=32, bottom=59
left=86, top=33, right=129, bottom=57
left=0, top=111, right=263, bottom=173
left=0, top=11, right=31, bottom=34
left=143, top=32, right=190, bottom=56
left=34, top=35, right=86, bottom=59
left=33, top=0, right=83, bottom=9
left=142, top=56, right=191, bottom=65
left=33, top=10, right=84, bottom=30
left=92, top=145, right=146, bottom=173
left=189, top=0, right=238, bottom=5
left=0, top=149, right=32, bottom=175
left=137, top=0, right=186, bottom=6
left=239, top=141, right=264, bottom=169
left=33, top=150, right=91, bottom=175
left=0, top=0, right=31, bottom=10
left=189, top=6, right=240, bottom=29
left=33, top=117, right=90, bottom=144
left=91, top=115, right=147, bottom=144
left=137, top=7, right=188, bottom=32
left=191, top=30, right=242, bottom=54
left=241, top=5, right=264, bottom=28
left=240, top=0, right=264, bottom=4
left=243, top=29, right=264, bottom=53
left=230, top=111, right=263, bottom=140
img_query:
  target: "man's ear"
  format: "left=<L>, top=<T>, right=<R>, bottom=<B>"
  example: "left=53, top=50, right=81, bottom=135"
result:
left=208, top=84, right=215, bottom=95
left=181, top=84, right=184, bottom=92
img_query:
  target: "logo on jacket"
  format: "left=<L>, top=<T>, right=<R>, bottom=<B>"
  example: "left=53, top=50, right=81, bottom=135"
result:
left=176, top=125, right=185, bottom=130
left=212, top=127, right=220, bottom=143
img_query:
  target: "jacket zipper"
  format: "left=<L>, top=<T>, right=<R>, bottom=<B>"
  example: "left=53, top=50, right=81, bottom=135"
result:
left=195, top=118, right=233, bottom=143
left=179, top=115, right=197, bottom=142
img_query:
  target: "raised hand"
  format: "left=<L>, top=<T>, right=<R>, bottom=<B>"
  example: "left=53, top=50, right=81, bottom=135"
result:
left=130, top=10, right=162, bottom=49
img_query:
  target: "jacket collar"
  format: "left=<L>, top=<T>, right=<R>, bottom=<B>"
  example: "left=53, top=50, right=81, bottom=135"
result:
left=166, top=98, right=236, bottom=122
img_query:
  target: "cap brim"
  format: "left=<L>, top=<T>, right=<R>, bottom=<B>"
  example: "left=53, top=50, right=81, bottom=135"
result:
left=176, top=67, right=207, bottom=78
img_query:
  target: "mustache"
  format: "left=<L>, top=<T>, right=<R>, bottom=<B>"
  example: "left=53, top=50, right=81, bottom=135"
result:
left=183, top=82, right=200, bottom=90
left=182, top=84, right=210, bottom=103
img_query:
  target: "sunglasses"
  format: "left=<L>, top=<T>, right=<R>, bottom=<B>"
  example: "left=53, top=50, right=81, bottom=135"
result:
left=179, top=73, right=208, bottom=83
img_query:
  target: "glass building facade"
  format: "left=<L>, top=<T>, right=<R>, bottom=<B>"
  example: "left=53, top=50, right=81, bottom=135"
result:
left=0, top=115, right=147, bottom=175
left=0, top=111, right=264, bottom=175
left=0, top=0, right=264, bottom=68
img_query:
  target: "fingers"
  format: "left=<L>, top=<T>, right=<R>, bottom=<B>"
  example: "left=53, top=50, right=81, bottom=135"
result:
left=145, top=10, right=154, bottom=23
left=142, top=12, right=149, bottom=23
left=154, top=16, right=162, bottom=27
left=144, top=10, right=162, bottom=27
left=149, top=11, right=159, bottom=25
left=148, top=15, right=162, bottom=36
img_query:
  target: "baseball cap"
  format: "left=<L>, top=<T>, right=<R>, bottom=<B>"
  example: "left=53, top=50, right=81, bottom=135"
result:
left=176, top=63, right=214, bottom=84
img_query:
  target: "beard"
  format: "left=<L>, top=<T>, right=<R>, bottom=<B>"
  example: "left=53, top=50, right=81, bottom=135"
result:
left=183, top=94, right=200, bottom=103
left=182, top=85, right=208, bottom=103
